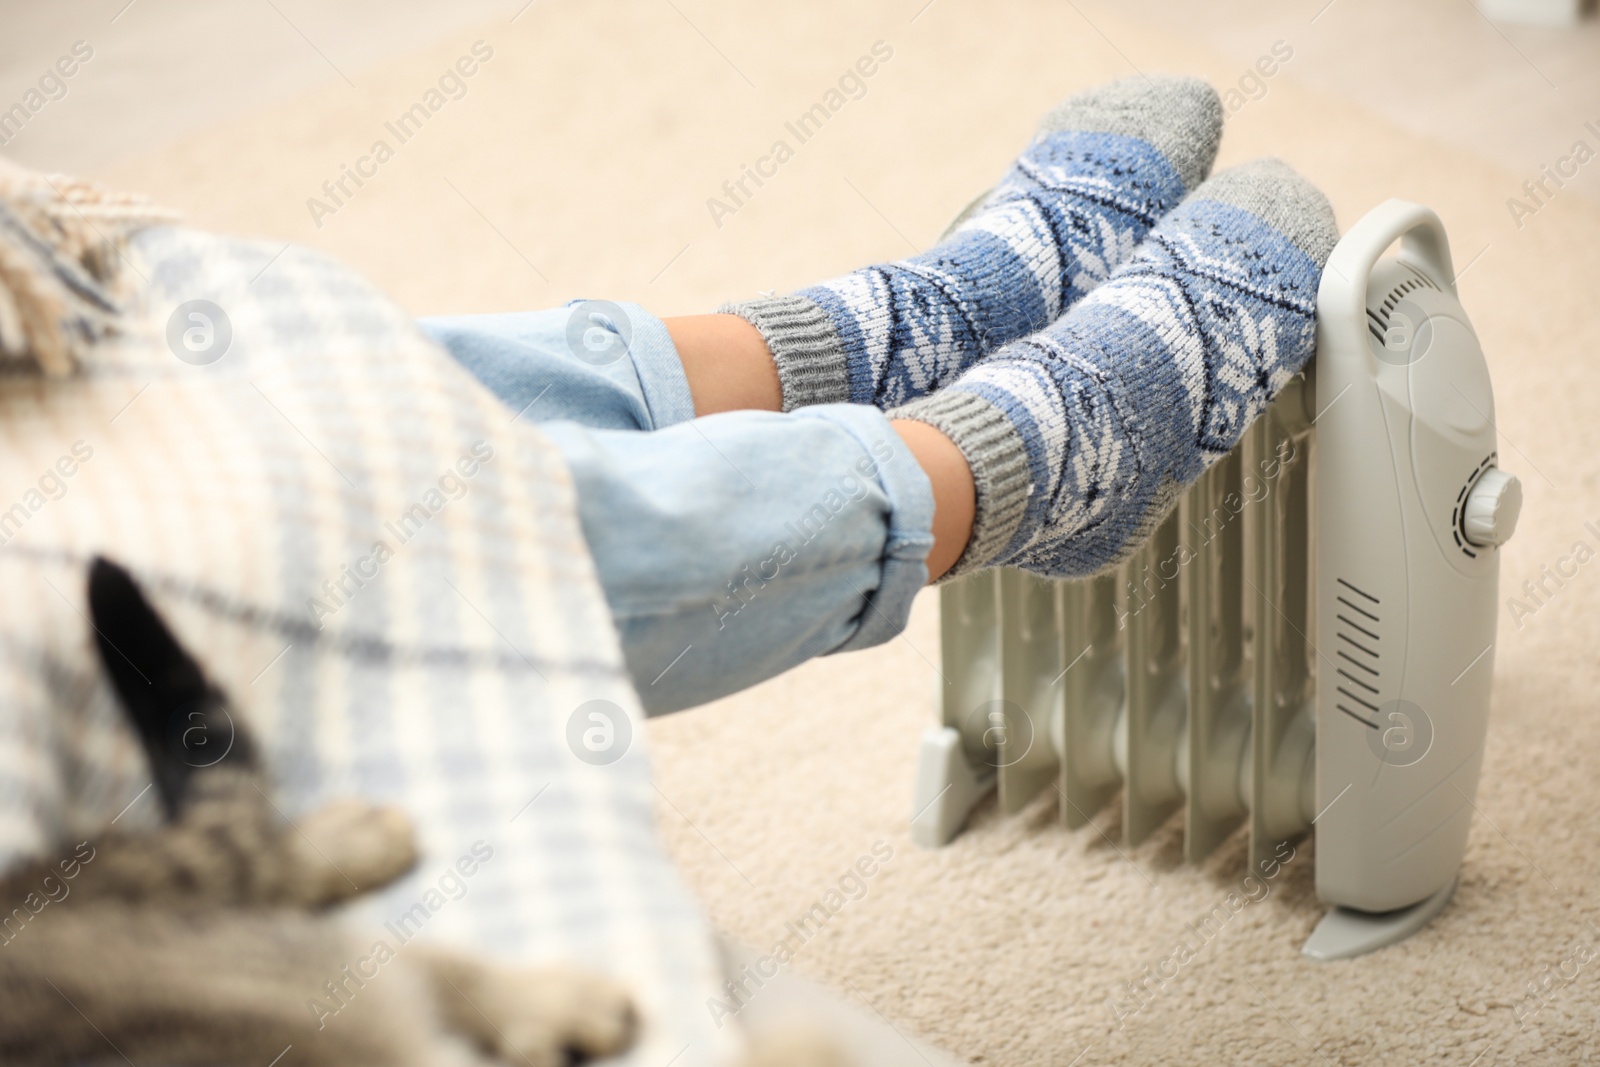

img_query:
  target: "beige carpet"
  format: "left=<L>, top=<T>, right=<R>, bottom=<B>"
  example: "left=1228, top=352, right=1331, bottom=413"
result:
left=98, top=1, right=1600, bottom=1063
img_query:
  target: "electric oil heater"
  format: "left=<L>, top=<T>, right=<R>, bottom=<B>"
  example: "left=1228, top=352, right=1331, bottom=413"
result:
left=911, top=201, right=1522, bottom=959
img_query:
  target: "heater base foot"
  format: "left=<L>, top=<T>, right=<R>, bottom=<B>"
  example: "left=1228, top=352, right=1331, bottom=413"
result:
left=911, top=727, right=995, bottom=848
left=1302, top=876, right=1458, bottom=961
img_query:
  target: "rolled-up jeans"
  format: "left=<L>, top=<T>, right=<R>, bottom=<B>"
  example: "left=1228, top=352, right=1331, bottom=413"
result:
left=421, top=302, right=936, bottom=715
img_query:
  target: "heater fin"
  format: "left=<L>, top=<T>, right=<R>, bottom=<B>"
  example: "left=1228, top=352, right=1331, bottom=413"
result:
left=1245, top=385, right=1317, bottom=880
left=1057, top=574, right=1121, bottom=829
left=1182, top=448, right=1251, bottom=863
left=1121, top=513, right=1186, bottom=846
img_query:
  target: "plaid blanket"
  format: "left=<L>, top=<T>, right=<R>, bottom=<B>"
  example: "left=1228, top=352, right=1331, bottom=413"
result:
left=0, top=208, right=737, bottom=1064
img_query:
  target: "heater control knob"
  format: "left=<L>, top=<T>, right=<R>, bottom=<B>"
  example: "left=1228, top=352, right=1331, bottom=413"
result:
left=1462, top=468, right=1522, bottom=547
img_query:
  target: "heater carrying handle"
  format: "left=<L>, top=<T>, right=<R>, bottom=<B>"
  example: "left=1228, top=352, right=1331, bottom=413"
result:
left=1318, top=199, right=1458, bottom=335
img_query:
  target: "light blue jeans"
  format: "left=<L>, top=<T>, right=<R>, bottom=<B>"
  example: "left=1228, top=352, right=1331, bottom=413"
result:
left=420, top=302, right=936, bottom=715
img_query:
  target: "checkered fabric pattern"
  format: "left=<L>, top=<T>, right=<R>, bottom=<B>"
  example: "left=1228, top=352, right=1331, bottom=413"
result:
left=0, top=225, right=738, bottom=1065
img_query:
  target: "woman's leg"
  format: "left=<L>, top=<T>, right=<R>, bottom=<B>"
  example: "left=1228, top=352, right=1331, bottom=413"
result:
left=541, top=405, right=939, bottom=715
left=717, top=76, right=1223, bottom=412
left=418, top=303, right=787, bottom=429
left=420, top=302, right=698, bottom=432
left=512, top=161, right=1332, bottom=715
left=423, top=293, right=970, bottom=714
left=660, top=313, right=780, bottom=416
left=431, top=302, right=979, bottom=590
left=665, top=312, right=976, bottom=580
left=426, top=73, right=1227, bottom=432
left=427, top=159, right=1331, bottom=718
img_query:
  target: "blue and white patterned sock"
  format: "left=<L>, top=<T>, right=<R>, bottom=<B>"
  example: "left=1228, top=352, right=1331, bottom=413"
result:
left=720, top=75, right=1223, bottom=410
left=892, top=159, right=1339, bottom=578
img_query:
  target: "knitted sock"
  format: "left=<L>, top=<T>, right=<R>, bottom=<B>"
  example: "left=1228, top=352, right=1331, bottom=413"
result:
left=891, top=159, right=1338, bottom=578
left=719, top=75, right=1223, bottom=411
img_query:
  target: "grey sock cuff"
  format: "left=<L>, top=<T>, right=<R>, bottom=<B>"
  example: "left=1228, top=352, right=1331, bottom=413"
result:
left=889, top=389, right=1032, bottom=579
left=716, top=294, right=850, bottom=411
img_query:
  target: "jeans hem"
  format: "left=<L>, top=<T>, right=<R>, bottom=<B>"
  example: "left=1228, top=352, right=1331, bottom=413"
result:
left=613, top=302, right=696, bottom=429
left=790, top=405, right=935, bottom=655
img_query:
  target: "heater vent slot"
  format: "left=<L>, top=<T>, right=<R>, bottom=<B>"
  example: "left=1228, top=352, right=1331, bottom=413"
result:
left=1366, top=267, right=1442, bottom=345
left=1332, top=578, right=1382, bottom=728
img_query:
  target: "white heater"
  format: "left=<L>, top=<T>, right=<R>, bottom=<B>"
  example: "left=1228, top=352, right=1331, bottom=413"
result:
left=911, top=201, right=1523, bottom=959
